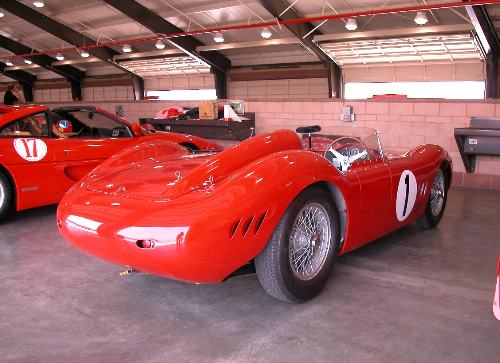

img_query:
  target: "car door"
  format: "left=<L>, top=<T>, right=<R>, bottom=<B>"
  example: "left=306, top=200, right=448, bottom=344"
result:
left=0, top=111, right=60, bottom=210
left=329, top=132, right=393, bottom=250
left=386, top=152, right=437, bottom=225
left=49, top=108, right=136, bottom=195
left=329, top=132, right=393, bottom=215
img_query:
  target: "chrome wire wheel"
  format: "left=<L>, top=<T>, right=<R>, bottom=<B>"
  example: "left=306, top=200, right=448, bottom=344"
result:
left=430, top=169, right=445, bottom=217
left=289, top=202, right=332, bottom=281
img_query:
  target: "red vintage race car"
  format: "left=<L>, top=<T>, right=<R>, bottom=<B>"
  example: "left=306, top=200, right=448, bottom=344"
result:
left=57, top=126, right=452, bottom=303
left=0, top=105, right=221, bottom=220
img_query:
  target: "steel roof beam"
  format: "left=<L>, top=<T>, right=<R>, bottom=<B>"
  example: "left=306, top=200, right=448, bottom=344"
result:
left=0, top=35, right=84, bottom=82
left=102, top=0, right=230, bottom=72
left=0, top=34, right=84, bottom=100
left=465, top=5, right=499, bottom=55
left=0, top=0, right=144, bottom=100
left=465, top=4, right=499, bottom=97
left=255, top=0, right=335, bottom=63
left=0, top=62, right=35, bottom=102
left=101, top=0, right=230, bottom=98
left=255, top=0, right=341, bottom=97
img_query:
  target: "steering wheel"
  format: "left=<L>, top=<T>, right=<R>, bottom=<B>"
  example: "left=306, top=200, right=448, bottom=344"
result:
left=75, top=126, right=92, bottom=137
left=324, top=137, right=369, bottom=172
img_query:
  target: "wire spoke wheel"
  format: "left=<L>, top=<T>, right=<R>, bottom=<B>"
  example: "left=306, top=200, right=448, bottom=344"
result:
left=418, top=164, right=448, bottom=230
left=430, top=169, right=445, bottom=217
left=289, top=202, right=332, bottom=281
left=255, top=186, right=339, bottom=303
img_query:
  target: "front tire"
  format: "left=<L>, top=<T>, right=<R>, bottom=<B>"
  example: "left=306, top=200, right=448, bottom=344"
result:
left=255, top=186, right=340, bottom=303
left=0, top=171, right=13, bottom=221
left=418, top=166, right=448, bottom=229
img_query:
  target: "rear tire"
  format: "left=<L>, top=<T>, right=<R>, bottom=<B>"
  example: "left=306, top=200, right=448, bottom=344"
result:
left=418, top=166, right=448, bottom=229
left=255, top=186, right=340, bottom=303
left=0, top=171, right=13, bottom=222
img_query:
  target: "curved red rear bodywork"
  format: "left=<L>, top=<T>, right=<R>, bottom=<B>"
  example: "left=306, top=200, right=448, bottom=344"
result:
left=57, top=128, right=451, bottom=284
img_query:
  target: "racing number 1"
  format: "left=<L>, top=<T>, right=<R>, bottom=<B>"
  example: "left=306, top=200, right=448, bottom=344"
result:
left=396, top=170, right=417, bottom=222
left=402, top=174, right=410, bottom=217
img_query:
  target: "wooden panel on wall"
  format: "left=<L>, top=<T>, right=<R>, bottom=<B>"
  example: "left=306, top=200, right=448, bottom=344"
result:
left=229, top=78, right=328, bottom=99
left=84, top=76, right=133, bottom=87
left=344, top=62, right=485, bottom=83
left=230, top=68, right=328, bottom=81
left=144, top=75, right=215, bottom=91
left=229, top=63, right=328, bottom=82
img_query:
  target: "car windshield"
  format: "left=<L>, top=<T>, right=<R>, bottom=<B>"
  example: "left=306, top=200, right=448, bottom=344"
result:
left=51, top=109, right=132, bottom=139
left=300, top=127, right=384, bottom=172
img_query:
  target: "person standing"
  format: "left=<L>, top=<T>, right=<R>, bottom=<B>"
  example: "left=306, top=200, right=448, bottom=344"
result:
left=3, top=84, right=19, bottom=105
left=13, top=84, right=23, bottom=103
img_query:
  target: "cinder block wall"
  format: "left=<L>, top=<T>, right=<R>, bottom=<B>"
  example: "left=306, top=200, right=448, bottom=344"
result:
left=43, top=98, right=500, bottom=190
left=244, top=100, right=500, bottom=189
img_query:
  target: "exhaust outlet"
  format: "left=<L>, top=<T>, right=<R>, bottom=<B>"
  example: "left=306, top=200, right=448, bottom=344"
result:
left=136, top=239, right=156, bottom=249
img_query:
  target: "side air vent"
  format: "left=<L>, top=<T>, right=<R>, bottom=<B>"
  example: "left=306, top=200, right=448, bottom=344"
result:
left=242, top=215, right=254, bottom=237
left=254, top=211, right=267, bottom=234
left=229, top=219, right=241, bottom=239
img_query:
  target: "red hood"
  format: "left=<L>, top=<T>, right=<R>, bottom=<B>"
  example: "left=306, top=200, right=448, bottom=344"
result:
left=84, top=141, right=213, bottom=200
left=82, top=129, right=302, bottom=201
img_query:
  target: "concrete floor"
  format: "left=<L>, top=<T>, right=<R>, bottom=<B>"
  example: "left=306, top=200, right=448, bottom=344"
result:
left=0, top=187, right=499, bottom=362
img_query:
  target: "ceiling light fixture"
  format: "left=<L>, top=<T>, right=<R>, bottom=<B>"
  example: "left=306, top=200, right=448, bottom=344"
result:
left=414, top=11, right=428, bottom=25
left=0, top=11, right=5, bottom=18
left=80, top=50, right=90, bottom=58
left=55, top=53, right=65, bottom=61
left=33, top=1, right=44, bottom=7
left=5, top=60, right=13, bottom=66
left=261, top=27, right=272, bottom=39
left=24, top=59, right=33, bottom=64
left=345, top=18, right=358, bottom=31
left=155, top=40, right=165, bottom=49
left=122, top=44, right=132, bottom=53
left=213, top=32, right=224, bottom=43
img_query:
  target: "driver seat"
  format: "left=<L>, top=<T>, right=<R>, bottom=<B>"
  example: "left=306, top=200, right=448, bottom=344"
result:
left=296, top=125, right=321, bottom=149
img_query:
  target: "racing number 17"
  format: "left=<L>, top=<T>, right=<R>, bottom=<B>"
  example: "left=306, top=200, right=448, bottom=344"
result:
left=21, top=138, right=38, bottom=158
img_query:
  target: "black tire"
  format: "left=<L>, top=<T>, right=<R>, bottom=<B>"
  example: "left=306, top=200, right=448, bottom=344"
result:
left=0, top=171, right=13, bottom=222
left=418, top=165, right=448, bottom=229
left=255, top=186, right=340, bottom=303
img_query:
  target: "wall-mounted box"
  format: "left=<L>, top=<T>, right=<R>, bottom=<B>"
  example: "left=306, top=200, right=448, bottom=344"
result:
left=341, top=106, right=355, bottom=122
left=454, top=117, right=500, bottom=173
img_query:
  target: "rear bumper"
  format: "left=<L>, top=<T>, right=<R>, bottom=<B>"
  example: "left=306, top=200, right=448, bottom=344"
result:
left=57, top=186, right=274, bottom=283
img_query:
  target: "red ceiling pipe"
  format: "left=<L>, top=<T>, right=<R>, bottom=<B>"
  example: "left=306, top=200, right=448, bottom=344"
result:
left=1, top=0, right=500, bottom=62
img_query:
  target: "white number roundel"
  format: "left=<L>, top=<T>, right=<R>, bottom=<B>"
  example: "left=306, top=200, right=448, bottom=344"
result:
left=13, top=138, right=48, bottom=162
left=396, top=170, right=417, bottom=222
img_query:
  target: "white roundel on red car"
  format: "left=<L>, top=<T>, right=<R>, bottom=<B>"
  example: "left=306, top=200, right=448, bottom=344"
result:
left=396, top=170, right=417, bottom=221
left=13, top=138, right=48, bottom=162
